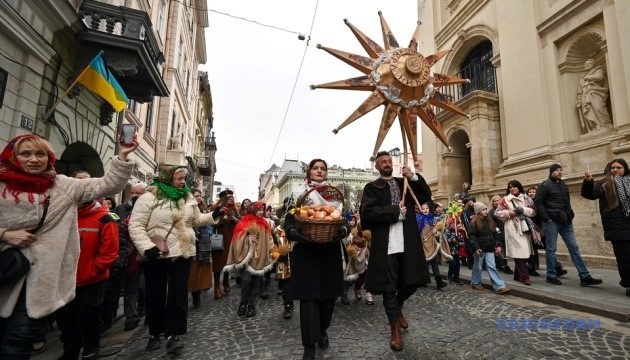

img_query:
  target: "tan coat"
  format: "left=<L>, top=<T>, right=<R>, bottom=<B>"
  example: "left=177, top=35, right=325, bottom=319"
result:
left=128, top=188, right=218, bottom=259
left=0, top=157, right=135, bottom=319
left=223, top=215, right=275, bottom=275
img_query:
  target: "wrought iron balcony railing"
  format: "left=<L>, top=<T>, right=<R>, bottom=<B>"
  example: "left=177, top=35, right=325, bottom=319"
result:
left=433, top=63, right=497, bottom=115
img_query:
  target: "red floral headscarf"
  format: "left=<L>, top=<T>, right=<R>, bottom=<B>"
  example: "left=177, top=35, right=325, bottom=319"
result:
left=0, top=134, right=57, bottom=203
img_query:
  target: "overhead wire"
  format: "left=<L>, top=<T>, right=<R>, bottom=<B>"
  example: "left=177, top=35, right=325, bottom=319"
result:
left=265, top=0, right=320, bottom=168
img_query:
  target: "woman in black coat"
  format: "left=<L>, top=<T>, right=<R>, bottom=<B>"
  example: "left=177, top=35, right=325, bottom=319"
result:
left=582, top=158, right=630, bottom=296
left=285, top=158, right=350, bottom=360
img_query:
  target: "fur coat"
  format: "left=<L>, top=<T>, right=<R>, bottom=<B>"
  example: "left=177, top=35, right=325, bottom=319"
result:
left=128, top=188, right=218, bottom=259
left=0, top=157, right=135, bottom=319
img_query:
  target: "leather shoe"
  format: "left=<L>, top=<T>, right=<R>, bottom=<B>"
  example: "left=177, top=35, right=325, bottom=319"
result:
left=389, top=322, right=403, bottom=350
left=214, top=284, right=222, bottom=300
left=397, top=306, right=408, bottom=329
left=580, top=276, right=603, bottom=287
left=546, top=277, right=562, bottom=285
left=557, top=269, right=568, bottom=277
left=317, top=333, right=329, bottom=349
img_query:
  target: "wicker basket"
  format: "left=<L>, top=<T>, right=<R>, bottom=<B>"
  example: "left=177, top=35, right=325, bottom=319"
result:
left=295, top=185, right=345, bottom=243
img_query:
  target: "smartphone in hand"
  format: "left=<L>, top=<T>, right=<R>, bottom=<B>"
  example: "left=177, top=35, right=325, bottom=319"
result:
left=120, top=124, right=137, bottom=145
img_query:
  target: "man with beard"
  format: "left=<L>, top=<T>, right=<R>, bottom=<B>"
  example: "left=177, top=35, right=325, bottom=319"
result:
left=359, top=151, right=432, bottom=351
left=114, top=183, right=147, bottom=330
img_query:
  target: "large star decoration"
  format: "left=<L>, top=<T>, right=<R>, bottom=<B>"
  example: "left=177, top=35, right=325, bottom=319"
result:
left=311, top=11, right=471, bottom=161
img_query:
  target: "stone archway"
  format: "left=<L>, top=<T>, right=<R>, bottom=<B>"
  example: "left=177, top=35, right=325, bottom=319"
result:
left=55, top=142, right=104, bottom=177
left=442, top=129, right=471, bottom=200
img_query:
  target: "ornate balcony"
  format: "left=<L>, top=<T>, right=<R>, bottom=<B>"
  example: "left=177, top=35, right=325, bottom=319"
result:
left=77, top=0, right=169, bottom=102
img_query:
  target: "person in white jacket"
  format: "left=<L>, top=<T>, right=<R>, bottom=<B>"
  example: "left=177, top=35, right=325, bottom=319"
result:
left=494, top=180, right=536, bottom=285
left=128, top=165, right=220, bottom=354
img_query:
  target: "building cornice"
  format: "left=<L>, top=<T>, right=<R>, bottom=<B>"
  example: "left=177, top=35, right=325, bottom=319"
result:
left=436, top=0, right=490, bottom=49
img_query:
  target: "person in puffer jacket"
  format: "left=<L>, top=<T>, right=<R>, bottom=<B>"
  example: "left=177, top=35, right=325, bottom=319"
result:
left=55, top=195, right=119, bottom=360
left=467, top=202, right=509, bottom=294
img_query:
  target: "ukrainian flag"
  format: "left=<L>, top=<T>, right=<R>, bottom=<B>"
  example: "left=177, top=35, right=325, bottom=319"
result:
left=76, top=50, right=129, bottom=112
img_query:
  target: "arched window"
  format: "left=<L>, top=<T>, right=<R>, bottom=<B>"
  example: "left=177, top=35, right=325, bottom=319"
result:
left=460, top=40, right=496, bottom=96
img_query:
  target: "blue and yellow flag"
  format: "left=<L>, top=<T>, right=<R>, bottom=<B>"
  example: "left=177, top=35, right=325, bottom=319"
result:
left=76, top=50, right=129, bottom=111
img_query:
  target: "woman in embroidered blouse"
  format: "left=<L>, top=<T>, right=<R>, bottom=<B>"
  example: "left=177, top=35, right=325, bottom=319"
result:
left=284, top=159, right=350, bottom=360
left=0, top=133, right=137, bottom=358
left=494, top=180, right=536, bottom=285
left=128, top=165, right=219, bottom=353
left=582, top=159, right=630, bottom=296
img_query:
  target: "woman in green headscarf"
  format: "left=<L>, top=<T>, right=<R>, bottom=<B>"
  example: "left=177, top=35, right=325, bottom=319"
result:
left=129, top=165, right=221, bottom=353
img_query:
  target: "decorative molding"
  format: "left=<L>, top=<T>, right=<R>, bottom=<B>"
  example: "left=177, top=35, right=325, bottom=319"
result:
left=536, top=0, right=598, bottom=38
left=442, top=24, right=500, bottom=75
left=557, top=24, right=607, bottom=74
left=436, top=0, right=490, bottom=49
left=0, top=1, right=56, bottom=63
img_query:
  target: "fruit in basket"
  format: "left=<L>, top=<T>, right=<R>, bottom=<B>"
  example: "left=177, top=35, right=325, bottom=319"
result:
left=291, top=203, right=342, bottom=221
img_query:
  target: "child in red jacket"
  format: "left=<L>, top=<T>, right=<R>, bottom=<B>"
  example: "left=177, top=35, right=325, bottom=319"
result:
left=55, top=194, right=119, bottom=360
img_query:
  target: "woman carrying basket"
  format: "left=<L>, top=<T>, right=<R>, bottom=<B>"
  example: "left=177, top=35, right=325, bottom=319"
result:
left=284, top=159, right=351, bottom=360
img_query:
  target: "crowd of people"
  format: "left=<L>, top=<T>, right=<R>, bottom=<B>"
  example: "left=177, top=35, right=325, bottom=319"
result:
left=0, top=132, right=628, bottom=359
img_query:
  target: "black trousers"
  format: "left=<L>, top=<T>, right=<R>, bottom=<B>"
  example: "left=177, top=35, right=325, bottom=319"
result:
left=0, top=285, right=48, bottom=359
left=383, top=253, right=418, bottom=324
left=278, top=279, right=293, bottom=307
left=612, top=241, right=630, bottom=288
left=299, top=299, right=335, bottom=346
left=101, top=266, right=124, bottom=330
left=56, top=281, right=106, bottom=356
left=123, top=267, right=142, bottom=325
left=239, top=269, right=260, bottom=306
left=143, top=257, right=191, bottom=337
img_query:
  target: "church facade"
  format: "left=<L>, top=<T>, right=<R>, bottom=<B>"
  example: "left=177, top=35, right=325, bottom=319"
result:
left=420, top=0, right=630, bottom=265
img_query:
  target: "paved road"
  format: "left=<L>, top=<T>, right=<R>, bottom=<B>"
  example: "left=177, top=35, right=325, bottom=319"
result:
left=72, top=278, right=630, bottom=360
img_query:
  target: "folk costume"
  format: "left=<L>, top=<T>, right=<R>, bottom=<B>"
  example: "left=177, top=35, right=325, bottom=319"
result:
left=211, top=189, right=238, bottom=299
left=128, top=165, right=218, bottom=349
left=359, top=171, right=431, bottom=350
left=0, top=134, right=135, bottom=358
left=417, top=211, right=452, bottom=289
left=271, top=226, right=294, bottom=319
left=223, top=201, right=274, bottom=317
left=445, top=202, right=466, bottom=284
left=285, top=181, right=350, bottom=352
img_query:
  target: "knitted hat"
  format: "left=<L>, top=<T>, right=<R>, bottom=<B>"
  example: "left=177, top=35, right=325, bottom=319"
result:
left=473, top=202, right=487, bottom=215
left=549, top=163, right=562, bottom=174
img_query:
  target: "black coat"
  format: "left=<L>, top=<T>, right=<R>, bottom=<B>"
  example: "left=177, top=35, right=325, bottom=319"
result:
left=285, top=212, right=345, bottom=301
left=467, top=217, right=500, bottom=252
left=581, top=179, right=630, bottom=242
left=535, top=177, right=574, bottom=224
left=359, top=175, right=431, bottom=294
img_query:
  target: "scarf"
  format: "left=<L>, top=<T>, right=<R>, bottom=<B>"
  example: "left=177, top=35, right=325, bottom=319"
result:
left=0, top=134, right=56, bottom=203
left=150, top=164, right=190, bottom=208
left=614, top=175, right=630, bottom=217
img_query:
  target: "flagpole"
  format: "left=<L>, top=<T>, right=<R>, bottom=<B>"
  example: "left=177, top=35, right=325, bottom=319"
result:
left=42, top=50, right=105, bottom=120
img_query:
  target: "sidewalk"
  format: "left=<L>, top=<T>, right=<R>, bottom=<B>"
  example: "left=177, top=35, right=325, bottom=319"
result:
left=451, top=263, right=630, bottom=322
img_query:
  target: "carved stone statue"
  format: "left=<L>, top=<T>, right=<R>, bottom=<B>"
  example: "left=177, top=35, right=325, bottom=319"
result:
left=168, top=134, right=182, bottom=150
left=576, top=58, right=612, bottom=133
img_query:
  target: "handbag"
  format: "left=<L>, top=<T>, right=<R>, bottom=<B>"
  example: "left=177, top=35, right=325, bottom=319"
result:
left=0, top=196, right=50, bottom=288
left=149, top=223, right=174, bottom=255
left=210, top=227, right=225, bottom=252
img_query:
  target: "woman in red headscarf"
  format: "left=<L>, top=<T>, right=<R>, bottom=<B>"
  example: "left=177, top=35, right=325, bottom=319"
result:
left=223, top=201, right=275, bottom=318
left=0, top=133, right=137, bottom=358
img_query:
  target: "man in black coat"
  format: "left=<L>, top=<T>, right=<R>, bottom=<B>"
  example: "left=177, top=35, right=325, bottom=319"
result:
left=359, top=151, right=431, bottom=351
left=535, top=164, right=602, bottom=287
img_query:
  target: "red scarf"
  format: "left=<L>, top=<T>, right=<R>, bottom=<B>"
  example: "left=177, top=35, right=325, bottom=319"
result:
left=0, top=134, right=57, bottom=203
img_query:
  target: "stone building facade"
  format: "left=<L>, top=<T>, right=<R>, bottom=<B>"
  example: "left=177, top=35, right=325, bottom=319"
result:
left=0, top=0, right=214, bottom=203
left=419, top=0, right=630, bottom=265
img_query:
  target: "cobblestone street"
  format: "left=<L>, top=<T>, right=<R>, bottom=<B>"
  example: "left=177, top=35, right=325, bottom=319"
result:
left=105, top=278, right=630, bottom=360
